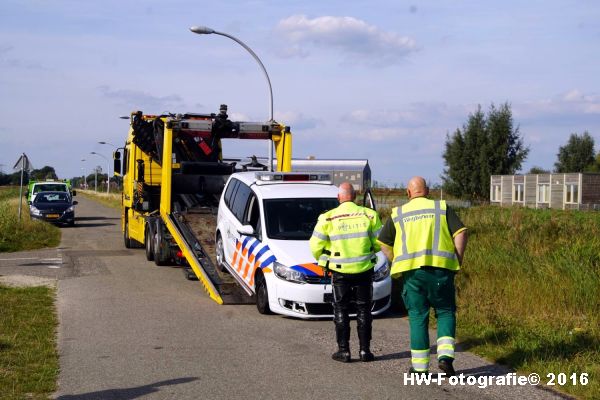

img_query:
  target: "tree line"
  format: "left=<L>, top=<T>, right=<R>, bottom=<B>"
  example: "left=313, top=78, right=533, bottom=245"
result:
left=442, top=103, right=600, bottom=201
left=0, top=165, right=116, bottom=190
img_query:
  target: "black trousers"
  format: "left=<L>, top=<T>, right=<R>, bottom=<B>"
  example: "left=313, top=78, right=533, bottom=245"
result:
left=332, top=269, right=373, bottom=348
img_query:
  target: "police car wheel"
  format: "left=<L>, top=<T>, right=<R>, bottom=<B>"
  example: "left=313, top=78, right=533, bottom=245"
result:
left=215, top=233, right=226, bottom=272
left=255, top=272, right=272, bottom=315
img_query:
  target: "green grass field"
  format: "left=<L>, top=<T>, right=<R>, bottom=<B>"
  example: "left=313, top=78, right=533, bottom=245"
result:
left=0, top=285, right=59, bottom=400
left=452, top=206, right=599, bottom=399
left=377, top=201, right=599, bottom=399
left=0, top=187, right=60, bottom=252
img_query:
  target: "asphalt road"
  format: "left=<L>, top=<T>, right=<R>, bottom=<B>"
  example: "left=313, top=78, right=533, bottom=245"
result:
left=0, top=196, right=568, bottom=400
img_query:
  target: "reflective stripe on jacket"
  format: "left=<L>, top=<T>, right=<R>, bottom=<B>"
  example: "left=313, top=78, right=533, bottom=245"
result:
left=310, top=201, right=382, bottom=274
left=390, top=198, right=459, bottom=276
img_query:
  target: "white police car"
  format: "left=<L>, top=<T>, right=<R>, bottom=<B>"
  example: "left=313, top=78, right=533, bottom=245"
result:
left=215, top=171, right=392, bottom=318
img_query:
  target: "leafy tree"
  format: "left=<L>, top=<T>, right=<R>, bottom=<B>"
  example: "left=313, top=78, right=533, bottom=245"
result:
left=554, top=132, right=596, bottom=172
left=528, top=166, right=550, bottom=174
left=442, top=103, right=529, bottom=200
left=30, top=166, right=58, bottom=180
left=0, top=173, right=9, bottom=185
left=585, top=152, right=600, bottom=173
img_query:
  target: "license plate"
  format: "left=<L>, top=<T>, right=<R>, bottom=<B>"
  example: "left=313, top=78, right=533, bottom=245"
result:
left=46, top=214, right=60, bottom=218
left=324, top=293, right=333, bottom=303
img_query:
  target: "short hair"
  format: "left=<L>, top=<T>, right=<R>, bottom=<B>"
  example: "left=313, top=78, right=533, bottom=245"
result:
left=338, top=183, right=356, bottom=198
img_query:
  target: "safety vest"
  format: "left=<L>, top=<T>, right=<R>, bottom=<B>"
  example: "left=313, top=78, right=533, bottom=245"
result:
left=390, top=198, right=459, bottom=276
left=310, top=201, right=382, bottom=274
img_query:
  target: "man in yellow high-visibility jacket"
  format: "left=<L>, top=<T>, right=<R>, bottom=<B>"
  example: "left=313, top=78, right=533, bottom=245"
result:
left=378, top=177, right=468, bottom=376
left=310, top=182, right=382, bottom=363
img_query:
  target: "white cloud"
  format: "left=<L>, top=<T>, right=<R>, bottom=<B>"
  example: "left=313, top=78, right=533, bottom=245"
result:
left=342, top=102, right=468, bottom=128
left=275, top=15, right=417, bottom=66
left=97, top=85, right=184, bottom=112
left=274, top=111, right=320, bottom=130
left=363, top=127, right=410, bottom=141
left=516, top=89, right=600, bottom=119
left=229, top=112, right=252, bottom=121
left=0, top=44, right=45, bottom=70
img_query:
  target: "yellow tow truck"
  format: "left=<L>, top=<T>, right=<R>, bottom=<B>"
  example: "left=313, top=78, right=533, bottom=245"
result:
left=114, top=105, right=292, bottom=304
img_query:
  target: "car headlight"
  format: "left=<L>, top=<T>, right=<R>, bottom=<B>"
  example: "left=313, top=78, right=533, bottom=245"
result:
left=372, top=252, right=390, bottom=282
left=65, top=206, right=75, bottom=212
left=30, top=206, right=41, bottom=216
left=273, top=261, right=307, bottom=284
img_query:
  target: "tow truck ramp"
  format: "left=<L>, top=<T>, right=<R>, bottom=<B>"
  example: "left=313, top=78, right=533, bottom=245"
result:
left=166, top=212, right=255, bottom=305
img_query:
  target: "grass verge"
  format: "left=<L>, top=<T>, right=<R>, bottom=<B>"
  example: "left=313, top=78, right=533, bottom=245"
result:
left=0, top=187, right=60, bottom=252
left=455, top=206, right=599, bottom=399
left=0, top=285, right=59, bottom=399
left=78, top=189, right=121, bottom=209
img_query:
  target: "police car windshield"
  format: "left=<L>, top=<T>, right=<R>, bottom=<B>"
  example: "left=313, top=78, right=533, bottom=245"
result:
left=264, top=198, right=338, bottom=240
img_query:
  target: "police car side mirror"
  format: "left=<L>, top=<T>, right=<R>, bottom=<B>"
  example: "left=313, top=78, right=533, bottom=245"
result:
left=237, top=225, right=256, bottom=237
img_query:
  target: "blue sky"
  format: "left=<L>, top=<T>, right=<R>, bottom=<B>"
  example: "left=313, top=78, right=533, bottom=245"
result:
left=1, top=0, right=599, bottom=187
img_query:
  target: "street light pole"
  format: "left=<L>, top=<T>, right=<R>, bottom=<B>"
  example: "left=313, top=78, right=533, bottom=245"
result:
left=90, top=152, right=110, bottom=194
left=190, top=25, right=275, bottom=171
left=81, top=159, right=87, bottom=189
left=98, top=142, right=117, bottom=192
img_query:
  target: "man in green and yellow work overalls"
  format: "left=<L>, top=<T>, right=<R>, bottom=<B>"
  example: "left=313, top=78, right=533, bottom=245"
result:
left=378, top=176, right=468, bottom=376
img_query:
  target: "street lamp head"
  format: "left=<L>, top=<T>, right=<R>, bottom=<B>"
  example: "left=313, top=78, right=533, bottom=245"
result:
left=189, top=24, right=275, bottom=170
left=90, top=152, right=97, bottom=155
left=190, top=26, right=215, bottom=35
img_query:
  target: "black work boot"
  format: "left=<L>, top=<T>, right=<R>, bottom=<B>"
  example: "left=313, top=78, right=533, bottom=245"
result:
left=333, top=312, right=351, bottom=362
left=438, top=358, right=456, bottom=376
left=408, top=367, right=429, bottom=375
left=359, top=349, right=375, bottom=362
left=332, top=345, right=351, bottom=363
left=357, top=309, right=374, bottom=362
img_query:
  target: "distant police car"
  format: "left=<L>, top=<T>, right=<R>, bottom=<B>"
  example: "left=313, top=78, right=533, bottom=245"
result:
left=29, top=191, right=77, bottom=226
left=215, top=172, right=391, bottom=318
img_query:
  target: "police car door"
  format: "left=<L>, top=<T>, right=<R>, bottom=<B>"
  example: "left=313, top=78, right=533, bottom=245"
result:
left=362, top=187, right=376, bottom=210
left=226, top=182, right=253, bottom=275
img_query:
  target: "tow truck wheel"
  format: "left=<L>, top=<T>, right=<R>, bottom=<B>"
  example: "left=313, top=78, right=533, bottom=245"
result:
left=255, top=271, right=272, bottom=315
left=215, top=233, right=226, bottom=272
left=124, top=220, right=133, bottom=249
left=153, top=221, right=168, bottom=266
left=145, top=223, right=154, bottom=261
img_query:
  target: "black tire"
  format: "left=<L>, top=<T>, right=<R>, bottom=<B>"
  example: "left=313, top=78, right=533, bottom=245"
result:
left=215, top=233, right=227, bottom=272
left=145, top=223, right=154, bottom=261
left=153, top=221, right=168, bottom=266
left=255, top=271, right=272, bottom=315
left=124, top=219, right=133, bottom=248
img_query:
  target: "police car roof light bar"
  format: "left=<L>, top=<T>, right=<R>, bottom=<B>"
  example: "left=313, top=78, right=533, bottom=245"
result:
left=255, top=172, right=332, bottom=184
